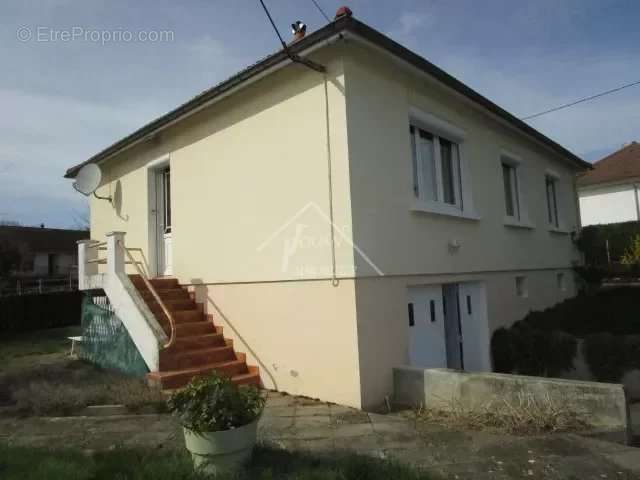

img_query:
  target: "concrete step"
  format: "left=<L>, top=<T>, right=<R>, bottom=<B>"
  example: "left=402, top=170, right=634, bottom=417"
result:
left=160, top=345, right=236, bottom=370
left=147, top=359, right=249, bottom=389
left=173, top=321, right=216, bottom=337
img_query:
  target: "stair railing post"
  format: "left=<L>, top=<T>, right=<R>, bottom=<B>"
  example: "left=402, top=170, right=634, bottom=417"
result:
left=105, top=232, right=126, bottom=279
left=77, top=240, right=98, bottom=290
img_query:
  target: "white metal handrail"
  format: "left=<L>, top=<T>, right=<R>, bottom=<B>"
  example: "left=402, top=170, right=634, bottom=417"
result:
left=117, top=240, right=175, bottom=349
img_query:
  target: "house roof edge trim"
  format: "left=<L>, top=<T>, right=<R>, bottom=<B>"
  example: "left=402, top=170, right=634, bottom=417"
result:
left=64, top=16, right=589, bottom=179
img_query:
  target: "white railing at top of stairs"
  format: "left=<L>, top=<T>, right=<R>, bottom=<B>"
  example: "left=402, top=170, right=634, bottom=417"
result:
left=76, top=232, right=169, bottom=371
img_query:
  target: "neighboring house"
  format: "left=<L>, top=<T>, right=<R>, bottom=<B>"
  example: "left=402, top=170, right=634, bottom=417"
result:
left=578, top=142, right=640, bottom=226
left=66, top=13, right=588, bottom=410
left=0, top=225, right=88, bottom=278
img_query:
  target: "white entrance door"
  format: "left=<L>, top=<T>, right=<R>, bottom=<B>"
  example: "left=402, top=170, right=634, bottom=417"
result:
left=457, top=282, right=490, bottom=371
left=407, top=285, right=446, bottom=368
left=154, top=167, right=172, bottom=276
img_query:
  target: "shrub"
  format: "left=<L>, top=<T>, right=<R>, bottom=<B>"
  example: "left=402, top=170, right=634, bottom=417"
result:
left=490, top=323, right=577, bottom=377
left=490, top=328, right=515, bottom=373
left=583, top=333, right=640, bottom=382
left=573, top=265, right=606, bottom=288
left=621, top=234, right=640, bottom=265
left=167, top=372, right=265, bottom=433
left=574, top=221, right=640, bottom=265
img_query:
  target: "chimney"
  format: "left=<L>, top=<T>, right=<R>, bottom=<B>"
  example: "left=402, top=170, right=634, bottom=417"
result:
left=334, top=6, right=353, bottom=20
left=291, top=21, right=306, bottom=42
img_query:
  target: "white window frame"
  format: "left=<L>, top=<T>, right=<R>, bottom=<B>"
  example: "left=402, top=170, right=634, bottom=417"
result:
left=500, top=151, right=534, bottom=229
left=409, top=107, right=478, bottom=221
left=545, top=171, right=561, bottom=229
left=501, top=158, right=520, bottom=220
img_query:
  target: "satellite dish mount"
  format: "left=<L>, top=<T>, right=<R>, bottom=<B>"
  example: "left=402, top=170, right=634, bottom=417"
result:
left=72, top=164, right=112, bottom=203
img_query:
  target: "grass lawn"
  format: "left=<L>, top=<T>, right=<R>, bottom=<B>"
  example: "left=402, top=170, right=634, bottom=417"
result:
left=0, top=326, right=165, bottom=416
left=0, top=444, right=431, bottom=480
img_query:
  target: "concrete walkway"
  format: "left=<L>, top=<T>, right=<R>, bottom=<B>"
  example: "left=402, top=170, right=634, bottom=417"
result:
left=1, top=391, right=639, bottom=479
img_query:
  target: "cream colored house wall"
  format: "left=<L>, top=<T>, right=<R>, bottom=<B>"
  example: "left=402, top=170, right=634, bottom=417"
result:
left=354, top=270, right=576, bottom=409
left=342, top=45, right=583, bottom=408
left=191, top=280, right=361, bottom=407
left=87, top=39, right=585, bottom=410
left=89, top=50, right=364, bottom=407
left=343, top=46, right=581, bottom=278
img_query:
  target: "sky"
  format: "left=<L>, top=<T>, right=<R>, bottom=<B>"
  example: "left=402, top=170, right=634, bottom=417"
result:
left=1, top=0, right=639, bottom=228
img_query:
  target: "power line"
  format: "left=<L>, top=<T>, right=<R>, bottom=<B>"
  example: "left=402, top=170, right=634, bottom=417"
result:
left=310, top=0, right=331, bottom=23
left=255, top=0, right=325, bottom=73
left=257, top=0, right=287, bottom=50
left=521, top=79, right=640, bottom=121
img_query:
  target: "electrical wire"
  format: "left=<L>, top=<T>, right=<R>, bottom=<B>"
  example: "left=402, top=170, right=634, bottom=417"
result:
left=310, top=0, right=331, bottom=23
left=257, top=0, right=287, bottom=50
left=521, top=79, right=640, bottom=121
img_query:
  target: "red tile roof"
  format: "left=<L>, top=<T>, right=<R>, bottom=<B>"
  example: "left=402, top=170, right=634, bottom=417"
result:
left=577, top=142, right=640, bottom=187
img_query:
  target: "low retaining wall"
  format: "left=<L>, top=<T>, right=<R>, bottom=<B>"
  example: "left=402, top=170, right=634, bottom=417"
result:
left=394, top=367, right=630, bottom=444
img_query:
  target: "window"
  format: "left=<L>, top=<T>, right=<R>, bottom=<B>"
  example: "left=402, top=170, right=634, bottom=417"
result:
left=162, top=167, right=171, bottom=233
left=502, top=161, right=520, bottom=219
left=515, top=275, right=528, bottom=298
left=545, top=175, right=559, bottom=227
left=557, top=273, right=566, bottom=291
left=410, top=125, right=462, bottom=209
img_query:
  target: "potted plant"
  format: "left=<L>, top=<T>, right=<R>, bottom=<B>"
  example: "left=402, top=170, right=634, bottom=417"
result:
left=167, top=372, right=265, bottom=475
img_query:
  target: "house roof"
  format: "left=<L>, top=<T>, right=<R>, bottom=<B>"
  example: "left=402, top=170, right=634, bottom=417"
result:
left=577, top=142, right=640, bottom=188
left=0, top=226, right=89, bottom=254
left=64, top=15, right=589, bottom=179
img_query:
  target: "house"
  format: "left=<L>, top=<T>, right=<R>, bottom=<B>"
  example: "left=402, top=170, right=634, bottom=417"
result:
left=0, top=225, right=88, bottom=278
left=578, top=142, right=640, bottom=226
left=65, top=12, right=588, bottom=410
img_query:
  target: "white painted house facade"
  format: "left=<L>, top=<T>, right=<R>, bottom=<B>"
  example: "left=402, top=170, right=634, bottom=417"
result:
left=578, top=142, right=640, bottom=226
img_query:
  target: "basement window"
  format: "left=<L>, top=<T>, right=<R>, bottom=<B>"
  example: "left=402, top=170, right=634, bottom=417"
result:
left=515, top=275, right=528, bottom=298
left=557, top=272, right=566, bottom=292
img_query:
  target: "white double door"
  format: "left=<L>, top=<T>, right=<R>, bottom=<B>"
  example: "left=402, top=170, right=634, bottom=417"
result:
left=407, top=282, right=490, bottom=372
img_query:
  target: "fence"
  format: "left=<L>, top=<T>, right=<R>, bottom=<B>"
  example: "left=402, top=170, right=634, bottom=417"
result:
left=0, top=290, right=82, bottom=334
left=80, top=294, right=148, bottom=376
left=0, top=276, right=77, bottom=297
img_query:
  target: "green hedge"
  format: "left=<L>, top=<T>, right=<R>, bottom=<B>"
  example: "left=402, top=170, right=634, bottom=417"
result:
left=583, top=333, right=640, bottom=382
left=575, top=221, right=640, bottom=265
left=491, top=287, right=640, bottom=380
left=0, top=291, right=82, bottom=334
left=517, top=287, right=640, bottom=336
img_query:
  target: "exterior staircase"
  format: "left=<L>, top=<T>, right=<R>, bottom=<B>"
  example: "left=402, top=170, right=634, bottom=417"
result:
left=129, top=275, right=260, bottom=390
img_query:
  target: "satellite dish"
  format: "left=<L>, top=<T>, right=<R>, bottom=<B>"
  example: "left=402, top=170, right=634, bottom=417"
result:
left=73, top=164, right=102, bottom=195
left=73, top=164, right=112, bottom=202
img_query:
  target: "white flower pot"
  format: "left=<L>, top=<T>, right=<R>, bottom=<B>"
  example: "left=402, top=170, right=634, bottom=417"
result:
left=183, top=419, right=258, bottom=475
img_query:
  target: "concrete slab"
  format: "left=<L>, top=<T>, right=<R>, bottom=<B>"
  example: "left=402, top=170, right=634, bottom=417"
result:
left=333, top=423, right=375, bottom=438
left=1, top=393, right=639, bottom=479
left=295, top=404, right=331, bottom=417
left=605, top=450, right=640, bottom=473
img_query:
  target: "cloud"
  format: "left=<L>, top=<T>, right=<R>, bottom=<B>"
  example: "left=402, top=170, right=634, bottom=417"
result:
left=386, top=11, right=433, bottom=45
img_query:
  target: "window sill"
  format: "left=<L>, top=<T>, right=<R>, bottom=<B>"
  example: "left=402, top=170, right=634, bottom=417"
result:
left=503, top=217, right=535, bottom=230
left=411, top=200, right=481, bottom=221
left=548, top=226, right=571, bottom=235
